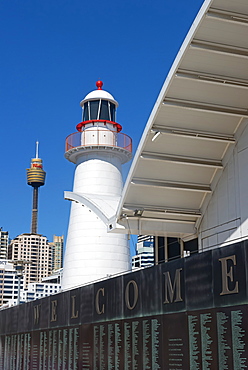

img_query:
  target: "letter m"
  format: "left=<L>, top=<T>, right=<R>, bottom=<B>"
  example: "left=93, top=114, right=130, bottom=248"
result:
left=163, top=268, right=183, bottom=304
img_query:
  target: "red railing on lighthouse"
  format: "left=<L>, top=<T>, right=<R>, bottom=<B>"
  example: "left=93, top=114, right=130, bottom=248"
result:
left=65, top=130, right=132, bottom=153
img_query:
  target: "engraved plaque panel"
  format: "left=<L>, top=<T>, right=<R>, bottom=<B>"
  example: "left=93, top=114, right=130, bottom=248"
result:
left=160, top=258, right=186, bottom=314
left=30, top=331, right=39, bottom=369
left=185, top=250, right=213, bottom=311
left=200, top=310, right=218, bottom=370
left=230, top=306, right=248, bottom=369
left=213, top=243, right=246, bottom=307
left=52, top=329, right=58, bottom=370
left=69, top=289, right=81, bottom=326
left=113, top=321, right=124, bottom=370
left=80, top=284, right=94, bottom=324
left=163, top=312, right=189, bottom=369
left=140, top=267, right=161, bottom=316
left=0, top=335, right=4, bottom=369
left=80, top=324, right=93, bottom=369
left=123, top=274, right=142, bottom=319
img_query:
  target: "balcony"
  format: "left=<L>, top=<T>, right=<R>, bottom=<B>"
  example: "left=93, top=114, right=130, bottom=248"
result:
left=65, top=129, right=132, bottom=154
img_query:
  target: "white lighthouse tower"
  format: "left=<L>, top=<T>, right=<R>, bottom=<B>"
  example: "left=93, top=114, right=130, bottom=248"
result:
left=62, top=81, right=132, bottom=290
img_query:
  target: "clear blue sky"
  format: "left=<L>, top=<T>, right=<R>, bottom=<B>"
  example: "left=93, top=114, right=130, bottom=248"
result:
left=0, top=0, right=204, bottom=251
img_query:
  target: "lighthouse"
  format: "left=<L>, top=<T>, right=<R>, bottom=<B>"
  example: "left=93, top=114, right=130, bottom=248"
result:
left=62, top=81, right=132, bottom=290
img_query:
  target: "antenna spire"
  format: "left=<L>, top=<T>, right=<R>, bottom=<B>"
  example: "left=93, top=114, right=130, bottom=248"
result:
left=36, top=141, right=39, bottom=159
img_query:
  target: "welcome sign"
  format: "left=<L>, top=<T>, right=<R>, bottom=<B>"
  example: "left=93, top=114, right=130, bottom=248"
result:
left=0, top=241, right=248, bottom=369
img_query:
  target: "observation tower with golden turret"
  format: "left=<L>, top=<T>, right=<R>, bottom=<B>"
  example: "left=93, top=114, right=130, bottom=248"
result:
left=26, top=142, right=46, bottom=234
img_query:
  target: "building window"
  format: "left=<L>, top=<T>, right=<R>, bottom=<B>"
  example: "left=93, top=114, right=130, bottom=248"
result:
left=184, top=238, right=198, bottom=255
left=155, top=236, right=199, bottom=264
left=167, top=238, right=181, bottom=261
left=157, top=237, right=165, bottom=264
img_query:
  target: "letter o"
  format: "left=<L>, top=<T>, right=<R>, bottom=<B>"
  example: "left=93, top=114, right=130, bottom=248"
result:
left=125, top=280, right=138, bottom=310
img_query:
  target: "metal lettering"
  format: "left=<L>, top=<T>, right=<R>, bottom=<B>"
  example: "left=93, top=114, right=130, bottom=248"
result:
left=125, top=280, right=139, bottom=310
left=163, top=268, right=183, bottom=304
left=95, top=288, right=105, bottom=314
left=71, top=295, right=79, bottom=319
left=33, top=304, right=41, bottom=324
left=50, top=300, right=58, bottom=322
left=219, top=255, right=239, bottom=295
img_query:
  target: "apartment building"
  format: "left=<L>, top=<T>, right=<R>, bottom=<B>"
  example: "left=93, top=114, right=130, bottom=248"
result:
left=8, top=233, right=52, bottom=289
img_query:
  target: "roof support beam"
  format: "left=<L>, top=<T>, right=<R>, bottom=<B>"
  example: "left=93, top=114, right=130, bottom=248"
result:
left=163, top=98, right=248, bottom=117
left=123, top=204, right=202, bottom=218
left=125, top=216, right=195, bottom=224
left=141, top=151, right=223, bottom=168
left=115, top=217, right=197, bottom=236
left=191, top=39, right=248, bottom=58
left=131, top=178, right=211, bottom=192
left=151, top=125, right=235, bottom=143
left=176, top=69, right=248, bottom=88
left=207, top=8, right=248, bottom=25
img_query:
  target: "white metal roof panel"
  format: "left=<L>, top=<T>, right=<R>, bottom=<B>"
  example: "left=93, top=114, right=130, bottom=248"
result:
left=155, top=106, right=240, bottom=135
left=125, top=186, right=205, bottom=210
left=213, top=0, right=248, bottom=14
left=144, top=134, right=228, bottom=160
left=181, top=48, right=248, bottom=81
left=135, top=159, right=216, bottom=185
left=168, top=78, right=248, bottom=108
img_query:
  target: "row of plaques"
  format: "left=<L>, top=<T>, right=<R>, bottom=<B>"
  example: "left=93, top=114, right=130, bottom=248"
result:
left=0, top=304, right=248, bottom=369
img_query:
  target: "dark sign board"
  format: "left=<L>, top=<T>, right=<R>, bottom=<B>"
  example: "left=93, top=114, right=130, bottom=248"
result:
left=0, top=240, right=248, bottom=368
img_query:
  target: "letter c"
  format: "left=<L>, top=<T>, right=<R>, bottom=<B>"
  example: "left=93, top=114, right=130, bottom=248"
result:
left=95, top=288, right=105, bottom=314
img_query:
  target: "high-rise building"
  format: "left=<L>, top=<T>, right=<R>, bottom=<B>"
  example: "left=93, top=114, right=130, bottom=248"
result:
left=136, top=235, right=154, bottom=244
left=20, top=281, right=61, bottom=303
left=0, top=228, right=9, bottom=260
left=8, top=233, right=52, bottom=289
left=132, top=235, right=154, bottom=269
left=42, top=268, right=63, bottom=284
left=49, top=235, right=64, bottom=272
left=0, top=260, right=25, bottom=307
left=132, top=235, right=198, bottom=268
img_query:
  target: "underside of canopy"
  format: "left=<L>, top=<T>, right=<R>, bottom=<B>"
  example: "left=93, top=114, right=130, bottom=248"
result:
left=111, top=0, right=248, bottom=239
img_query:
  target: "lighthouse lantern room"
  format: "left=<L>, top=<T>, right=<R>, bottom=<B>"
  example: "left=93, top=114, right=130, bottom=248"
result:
left=62, top=81, right=132, bottom=290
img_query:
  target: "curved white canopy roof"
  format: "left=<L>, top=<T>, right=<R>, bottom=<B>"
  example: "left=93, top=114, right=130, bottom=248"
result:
left=112, top=0, right=248, bottom=239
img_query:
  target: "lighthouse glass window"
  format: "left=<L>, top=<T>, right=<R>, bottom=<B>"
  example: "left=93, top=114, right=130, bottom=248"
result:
left=83, top=100, right=116, bottom=122
left=99, top=100, right=109, bottom=120
left=89, top=101, right=99, bottom=120
left=110, top=102, right=116, bottom=122
left=83, top=103, right=89, bottom=121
